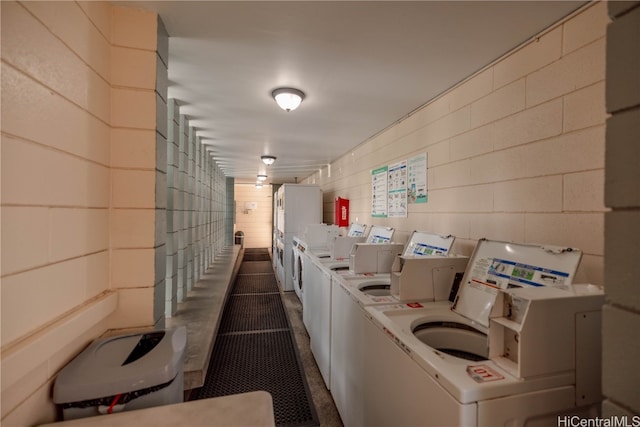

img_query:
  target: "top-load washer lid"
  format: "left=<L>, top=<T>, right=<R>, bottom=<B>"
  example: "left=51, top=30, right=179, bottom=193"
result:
left=301, top=224, right=339, bottom=247
left=347, top=222, right=367, bottom=237
left=402, top=231, right=455, bottom=257
left=365, top=225, right=394, bottom=243
left=452, top=239, right=582, bottom=328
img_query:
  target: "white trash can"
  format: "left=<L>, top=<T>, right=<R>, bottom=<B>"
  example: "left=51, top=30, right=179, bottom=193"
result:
left=53, top=327, right=187, bottom=421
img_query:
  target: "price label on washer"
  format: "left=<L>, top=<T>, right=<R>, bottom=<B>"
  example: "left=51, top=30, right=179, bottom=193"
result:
left=466, top=365, right=504, bottom=383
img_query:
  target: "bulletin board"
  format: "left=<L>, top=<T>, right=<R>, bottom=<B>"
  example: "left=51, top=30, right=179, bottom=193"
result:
left=370, top=152, right=427, bottom=218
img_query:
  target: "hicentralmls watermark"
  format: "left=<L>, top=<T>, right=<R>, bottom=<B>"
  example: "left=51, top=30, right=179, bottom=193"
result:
left=558, top=416, right=640, bottom=427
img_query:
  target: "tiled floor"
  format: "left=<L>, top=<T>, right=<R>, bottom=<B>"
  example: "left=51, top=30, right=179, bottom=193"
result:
left=281, top=291, right=344, bottom=427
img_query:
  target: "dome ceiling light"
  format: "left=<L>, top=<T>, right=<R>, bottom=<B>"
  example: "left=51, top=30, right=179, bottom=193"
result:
left=261, top=155, right=276, bottom=165
left=272, top=87, right=305, bottom=112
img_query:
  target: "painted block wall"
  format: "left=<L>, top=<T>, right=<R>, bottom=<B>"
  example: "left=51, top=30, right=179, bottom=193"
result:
left=166, top=99, right=228, bottom=314
left=1, top=2, right=121, bottom=425
left=603, top=0, right=640, bottom=417
left=109, top=4, right=166, bottom=332
left=1, top=3, right=232, bottom=424
left=304, top=2, right=608, bottom=286
left=0, top=2, right=161, bottom=423
left=234, top=184, right=274, bottom=248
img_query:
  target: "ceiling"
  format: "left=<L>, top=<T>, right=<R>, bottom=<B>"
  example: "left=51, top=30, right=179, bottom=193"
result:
left=122, top=1, right=587, bottom=185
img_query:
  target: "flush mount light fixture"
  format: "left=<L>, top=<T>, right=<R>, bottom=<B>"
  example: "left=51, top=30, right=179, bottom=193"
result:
left=261, top=155, right=276, bottom=165
left=272, top=87, right=305, bottom=112
left=255, top=182, right=263, bottom=189
left=257, top=174, right=267, bottom=181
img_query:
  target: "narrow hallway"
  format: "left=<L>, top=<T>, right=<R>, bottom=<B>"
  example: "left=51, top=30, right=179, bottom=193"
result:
left=189, top=248, right=341, bottom=426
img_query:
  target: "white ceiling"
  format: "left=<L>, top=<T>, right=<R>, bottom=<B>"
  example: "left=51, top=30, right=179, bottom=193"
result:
left=122, top=1, right=586, bottom=185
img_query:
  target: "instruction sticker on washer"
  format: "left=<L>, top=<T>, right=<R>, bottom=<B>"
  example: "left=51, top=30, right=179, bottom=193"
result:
left=410, top=243, right=448, bottom=256
left=466, top=365, right=504, bottom=383
left=469, top=257, right=570, bottom=290
left=487, top=258, right=570, bottom=288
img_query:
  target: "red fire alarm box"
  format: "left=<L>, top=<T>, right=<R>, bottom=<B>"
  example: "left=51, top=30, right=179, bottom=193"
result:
left=335, top=197, right=349, bottom=227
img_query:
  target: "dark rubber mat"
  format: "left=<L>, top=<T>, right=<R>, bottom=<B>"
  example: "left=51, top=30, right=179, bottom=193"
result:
left=218, top=294, right=289, bottom=333
left=238, top=260, right=274, bottom=274
left=191, top=251, right=319, bottom=426
left=233, top=273, right=279, bottom=294
left=244, top=252, right=272, bottom=261
left=192, top=331, right=318, bottom=426
left=245, top=248, right=269, bottom=254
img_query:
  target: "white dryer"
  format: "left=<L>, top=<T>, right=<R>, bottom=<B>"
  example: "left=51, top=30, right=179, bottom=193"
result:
left=362, top=240, right=603, bottom=426
left=292, top=237, right=305, bottom=302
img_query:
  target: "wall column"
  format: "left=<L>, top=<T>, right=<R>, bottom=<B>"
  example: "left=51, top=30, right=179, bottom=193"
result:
left=603, top=0, right=640, bottom=418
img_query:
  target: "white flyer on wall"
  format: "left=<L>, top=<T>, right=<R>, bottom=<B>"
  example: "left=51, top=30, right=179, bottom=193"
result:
left=371, top=165, right=388, bottom=218
left=388, top=160, right=407, bottom=218
left=408, top=153, right=427, bottom=203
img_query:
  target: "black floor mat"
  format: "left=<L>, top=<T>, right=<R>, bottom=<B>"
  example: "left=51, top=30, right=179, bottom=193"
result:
left=193, top=331, right=317, bottom=427
left=191, top=252, right=319, bottom=427
left=218, top=294, right=289, bottom=333
left=244, top=248, right=269, bottom=254
left=244, top=252, right=272, bottom=262
left=238, top=260, right=274, bottom=274
left=233, top=273, right=279, bottom=294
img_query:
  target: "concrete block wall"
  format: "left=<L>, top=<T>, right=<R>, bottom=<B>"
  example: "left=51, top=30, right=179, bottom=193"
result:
left=226, top=178, right=236, bottom=246
left=166, top=98, right=180, bottom=316
left=0, top=3, right=159, bottom=425
left=304, top=2, right=608, bottom=286
left=109, top=6, right=166, bottom=331
left=166, top=102, right=229, bottom=313
left=603, top=0, right=640, bottom=417
left=1, top=2, right=231, bottom=423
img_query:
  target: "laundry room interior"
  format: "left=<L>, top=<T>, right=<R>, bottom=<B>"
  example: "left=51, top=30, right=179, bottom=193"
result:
left=1, top=1, right=639, bottom=426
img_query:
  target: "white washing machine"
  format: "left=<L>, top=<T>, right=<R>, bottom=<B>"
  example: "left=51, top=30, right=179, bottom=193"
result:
left=336, top=230, right=463, bottom=298
left=304, top=255, right=334, bottom=388
left=329, top=232, right=469, bottom=426
left=361, top=240, right=604, bottom=426
left=305, top=226, right=416, bottom=393
left=293, top=225, right=339, bottom=303
left=302, top=252, right=356, bottom=389
left=303, top=238, right=395, bottom=389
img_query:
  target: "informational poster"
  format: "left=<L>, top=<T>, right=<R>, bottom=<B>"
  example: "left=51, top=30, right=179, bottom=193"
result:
left=388, top=161, right=407, bottom=218
left=371, top=166, right=388, bottom=218
left=408, top=153, right=427, bottom=203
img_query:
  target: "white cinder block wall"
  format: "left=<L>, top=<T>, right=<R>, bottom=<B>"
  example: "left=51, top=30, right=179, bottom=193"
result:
left=603, top=0, right=640, bottom=418
left=304, top=2, right=609, bottom=286
left=234, top=184, right=275, bottom=248
left=166, top=100, right=228, bottom=313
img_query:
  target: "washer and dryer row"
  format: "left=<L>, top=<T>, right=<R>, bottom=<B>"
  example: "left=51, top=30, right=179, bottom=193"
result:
left=303, top=225, right=399, bottom=387
left=307, top=230, right=466, bottom=391
left=329, top=231, right=469, bottom=425
left=332, top=239, right=604, bottom=426
left=292, top=222, right=370, bottom=304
